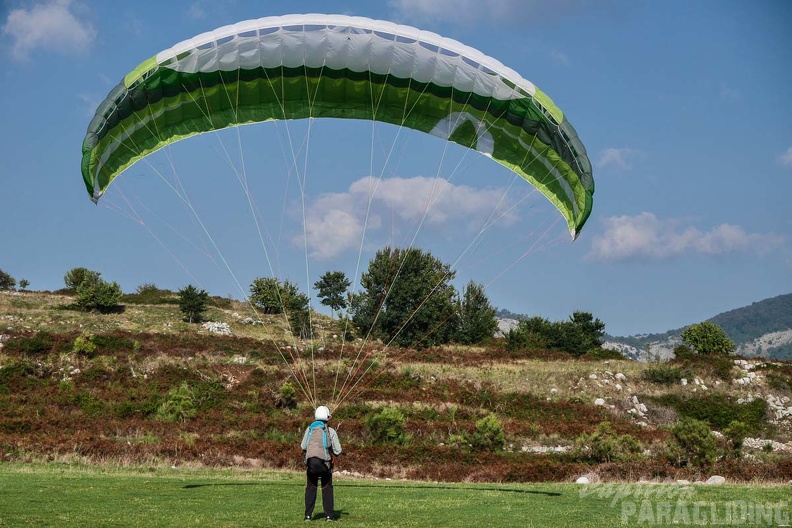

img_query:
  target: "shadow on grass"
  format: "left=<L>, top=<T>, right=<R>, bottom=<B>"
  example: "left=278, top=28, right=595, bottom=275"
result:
left=182, top=482, right=561, bottom=496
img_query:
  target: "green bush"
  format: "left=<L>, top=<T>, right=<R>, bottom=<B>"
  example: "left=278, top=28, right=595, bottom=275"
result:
left=667, top=418, right=717, bottom=467
left=5, top=333, right=56, bottom=355
left=723, top=420, right=751, bottom=458
left=642, top=364, right=689, bottom=385
left=72, top=332, right=97, bottom=356
left=650, top=393, right=766, bottom=432
left=572, top=422, right=642, bottom=462
left=466, top=414, right=506, bottom=452
left=156, top=382, right=198, bottom=422
left=75, top=274, right=123, bottom=313
left=122, top=283, right=177, bottom=305
left=366, top=407, right=410, bottom=445
left=276, top=382, right=296, bottom=409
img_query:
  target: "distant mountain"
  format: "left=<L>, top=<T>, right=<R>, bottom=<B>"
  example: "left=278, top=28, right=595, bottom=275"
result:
left=497, top=294, right=792, bottom=361
left=602, top=293, right=792, bottom=361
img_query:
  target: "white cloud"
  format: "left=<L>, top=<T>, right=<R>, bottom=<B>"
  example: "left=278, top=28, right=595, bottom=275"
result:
left=296, top=176, right=519, bottom=258
left=596, top=148, right=636, bottom=171
left=389, top=0, right=606, bottom=26
left=588, top=212, right=785, bottom=261
left=187, top=3, right=206, bottom=20
left=780, top=147, right=792, bottom=169
left=2, top=0, right=95, bottom=60
left=549, top=49, right=569, bottom=66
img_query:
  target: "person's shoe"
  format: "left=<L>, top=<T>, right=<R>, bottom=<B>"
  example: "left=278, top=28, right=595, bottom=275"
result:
left=304, top=515, right=312, bottom=521
left=325, top=516, right=334, bottom=522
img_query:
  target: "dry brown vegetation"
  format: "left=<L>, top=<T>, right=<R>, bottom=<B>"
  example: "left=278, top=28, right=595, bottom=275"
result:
left=1, top=291, right=791, bottom=483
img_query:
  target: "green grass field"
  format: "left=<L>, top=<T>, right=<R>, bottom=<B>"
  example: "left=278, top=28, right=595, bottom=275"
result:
left=1, top=464, right=789, bottom=527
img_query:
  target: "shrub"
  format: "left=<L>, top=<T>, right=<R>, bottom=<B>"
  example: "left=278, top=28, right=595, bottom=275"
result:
left=72, top=331, right=97, bottom=356
left=0, top=268, right=17, bottom=290
left=5, top=332, right=55, bottom=355
left=156, top=382, right=198, bottom=422
left=122, top=283, right=177, bottom=305
left=75, top=274, right=123, bottom=313
left=366, top=407, right=410, bottom=445
left=572, top=422, right=642, bottom=462
left=650, top=393, right=767, bottom=432
left=276, top=382, right=296, bottom=409
left=667, top=418, right=718, bottom=467
left=63, top=267, right=99, bottom=291
left=642, top=364, right=689, bottom=385
left=723, top=420, right=751, bottom=458
left=680, top=321, right=735, bottom=356
left=505, top=327, right=546, bottom=352
left=18, top=279, right=29, bottom=290
left=466, top=414, right=506, bottom=452
left=583, top=348, right=626, bottom=360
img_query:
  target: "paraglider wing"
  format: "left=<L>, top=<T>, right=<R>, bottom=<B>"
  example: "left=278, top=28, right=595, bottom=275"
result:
left=81, top=13, right=593, bottom=237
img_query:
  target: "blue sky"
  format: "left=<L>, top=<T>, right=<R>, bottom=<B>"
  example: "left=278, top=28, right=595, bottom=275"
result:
left=1, top=0, right=790, bottom=337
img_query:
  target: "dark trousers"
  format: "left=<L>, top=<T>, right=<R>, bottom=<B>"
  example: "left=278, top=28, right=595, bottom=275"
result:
left=305, top=457, right=334, bottom=519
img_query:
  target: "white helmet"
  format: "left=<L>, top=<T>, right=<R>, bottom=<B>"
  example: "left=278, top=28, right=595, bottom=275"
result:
left=314, top=405, right=331, bottom=421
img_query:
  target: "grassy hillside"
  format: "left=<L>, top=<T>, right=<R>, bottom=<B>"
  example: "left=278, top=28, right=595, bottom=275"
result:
left=2, top=291, right=792, bottom=483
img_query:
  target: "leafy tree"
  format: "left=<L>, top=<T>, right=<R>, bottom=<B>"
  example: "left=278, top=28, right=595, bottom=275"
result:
left=455, top=281, right=498, bottom=345
left=64, top=267, right=99, bottom=292
left=681, top=321, right=735, bottom=356
left=349, top=246, right=458, bottom=348
left=250, top=277, right=307, bottom=314
left=569, top=311, right=606, bottom=352
left=250, top=277, right=311, bottom=336
left=507, top=311, right=605, bottom=357
left=0, top=269, right=16, bottom=290
left=18, top=279, right=29, bottom=290
left=667, top=418, right=718, bottom=467
left=314, top=271, right=351, bottom=317
left=75, top=272, right=123, bottom=313
left=178, top=285, right=209, bottom=323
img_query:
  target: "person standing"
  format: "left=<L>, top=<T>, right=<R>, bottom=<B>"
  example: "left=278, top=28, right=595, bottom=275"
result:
left=301, top=405, right=343, bottom=521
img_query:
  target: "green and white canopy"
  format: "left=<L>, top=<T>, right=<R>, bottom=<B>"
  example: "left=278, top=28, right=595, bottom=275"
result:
left=81, top=13, right=593, bottom=237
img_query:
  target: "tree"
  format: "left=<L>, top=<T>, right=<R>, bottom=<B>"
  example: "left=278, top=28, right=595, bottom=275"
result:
left=18, top=279, right=29, bottom=290
left=178, top=285, right=209, bottom=323
left=249, top=277, right=311, bottom=337
left=681, top=321, right=735, bottom=356
left=349, top=246, right=457, bottom=348
left=314, top=271, right=351, bottom=317
left=75, top=273, right=123, bottom=313
left=250, top=277, right=296, bottom=314
left=64, top=267, right=99, bottom=292
left=507, top=311, right=605, bottom=357
left=455, top=281, right=498, bottom=345
left=0, top=269, right=16, bottom=290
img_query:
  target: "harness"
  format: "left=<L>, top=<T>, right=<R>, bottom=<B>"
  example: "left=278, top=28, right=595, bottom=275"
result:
left=306, top=420, right=329, bottom=459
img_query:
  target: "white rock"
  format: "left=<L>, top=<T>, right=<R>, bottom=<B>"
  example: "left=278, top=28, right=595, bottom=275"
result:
left=639, top=403, right=648, bottom=413
left=615, top=373, right=627, bottom=382
left=676, top=480, right=690, bottom=485
left=681, top=378, right=688, bottom=386
left=576, top=476, right=590, bottom=484
left=615, top=384, right=623, bottom=391
left=589, top=374, right=598, bottom=380
left=706, top=476, right=726, bottom=485
left=594, top=398, right=606, bottom=406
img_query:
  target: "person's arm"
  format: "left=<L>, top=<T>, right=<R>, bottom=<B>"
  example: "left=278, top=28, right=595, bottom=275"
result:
left=329, top=428, right=343, bottom=456
left=300, top=428, right=310, bottom=451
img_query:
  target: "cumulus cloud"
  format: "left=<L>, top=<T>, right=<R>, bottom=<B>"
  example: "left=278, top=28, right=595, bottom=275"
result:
left=588, top=212, right=785, bottom=261
left=780, top=147, right=792, bottom=169
left=2, top=0, right=95, bottom=60
left=297, top=176, right=519, bottom=258
left=389, top=0, right=607, bottom=26
left=596, top=148, right=636, bottom=171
